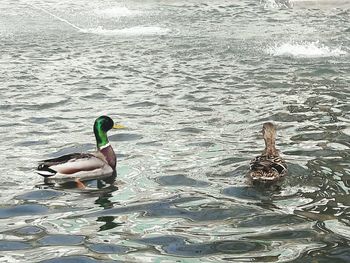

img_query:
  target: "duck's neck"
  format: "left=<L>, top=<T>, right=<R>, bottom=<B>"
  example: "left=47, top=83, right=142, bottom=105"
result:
left=94, top=126, right=109, bottom=149
left=264, top=137, right=278, bottom=156
left=100, top=144, right=116, bottom=170
left=94, top=126, right=116, bottom=169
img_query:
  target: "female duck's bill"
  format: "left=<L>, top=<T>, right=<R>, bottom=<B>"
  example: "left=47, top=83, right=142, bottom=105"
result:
left=249, top=122, right=287, bottom=184
left=36, top=116, right=125, bottom=186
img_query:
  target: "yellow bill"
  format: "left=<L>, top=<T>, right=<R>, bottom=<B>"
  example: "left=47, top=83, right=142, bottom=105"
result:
left=113, top=124, right=126, bottom=129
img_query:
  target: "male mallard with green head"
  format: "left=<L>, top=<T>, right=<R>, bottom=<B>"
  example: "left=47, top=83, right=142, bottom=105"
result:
left=37, top=116, right=125, bottom=187
left=249, top=122, right=287, bottom=183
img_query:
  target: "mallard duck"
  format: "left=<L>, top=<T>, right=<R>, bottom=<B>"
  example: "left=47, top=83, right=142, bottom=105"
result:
left=249, top=122, right=287, bottom=183
left=37, top=116, right=125, bottom=186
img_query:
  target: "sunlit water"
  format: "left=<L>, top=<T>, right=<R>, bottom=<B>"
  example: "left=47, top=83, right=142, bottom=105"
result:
left=1, top=0, right=350, bottom=262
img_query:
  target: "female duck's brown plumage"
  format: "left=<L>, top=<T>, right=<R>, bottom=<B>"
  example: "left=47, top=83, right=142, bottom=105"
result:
left=249, top=122, right=287, bottom=183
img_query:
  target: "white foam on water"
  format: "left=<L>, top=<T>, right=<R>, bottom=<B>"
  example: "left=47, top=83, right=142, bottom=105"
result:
left=262, top=0, right=293, bottom=8
left=81, top=26, right=170, bottom=36
left=94, top=6, right=140, bottom=18
left=267, top=41, right=347, bottom=58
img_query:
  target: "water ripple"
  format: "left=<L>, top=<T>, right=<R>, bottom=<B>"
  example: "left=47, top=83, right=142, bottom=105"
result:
left=1, top=0, right=349, bottom=262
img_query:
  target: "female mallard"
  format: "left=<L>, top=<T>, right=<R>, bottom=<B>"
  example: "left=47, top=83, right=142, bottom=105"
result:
left=37, top=116, right=125, bottom=186
left=249, top=122, right=287, bottom=183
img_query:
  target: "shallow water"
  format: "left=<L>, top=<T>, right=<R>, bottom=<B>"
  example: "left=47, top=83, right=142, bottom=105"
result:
left=1, top=0, right=350, bottom=262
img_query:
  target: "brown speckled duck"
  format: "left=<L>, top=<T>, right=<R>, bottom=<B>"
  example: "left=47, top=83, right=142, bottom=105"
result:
left=37, top=116, right=125, bottom=187
left=249, top=122, right=287, bottom=183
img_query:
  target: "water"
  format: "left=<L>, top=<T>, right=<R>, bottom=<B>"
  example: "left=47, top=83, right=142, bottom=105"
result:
left=1, top=0, right=349, bottom=262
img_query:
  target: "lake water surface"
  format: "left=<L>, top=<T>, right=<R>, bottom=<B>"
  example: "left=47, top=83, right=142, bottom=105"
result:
left=1, top=0, right=350, bottom=262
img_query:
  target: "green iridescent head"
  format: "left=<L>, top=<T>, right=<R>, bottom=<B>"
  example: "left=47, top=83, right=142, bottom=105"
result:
left=93, top=116, right=125, bottom=149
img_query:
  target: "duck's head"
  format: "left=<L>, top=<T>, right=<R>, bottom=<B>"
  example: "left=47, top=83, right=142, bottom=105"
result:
left=94, top=116, right=125, bottom=149
left=262, top=122, right=276, bottom=142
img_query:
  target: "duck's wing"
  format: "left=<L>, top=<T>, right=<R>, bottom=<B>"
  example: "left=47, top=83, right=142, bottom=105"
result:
left=249, top=155, right=287, bottom=181
left=37, top=153, right=113, bottom=181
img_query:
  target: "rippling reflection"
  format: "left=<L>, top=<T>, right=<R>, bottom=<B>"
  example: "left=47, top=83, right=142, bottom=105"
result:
left=0, top=0, right=350, bottom=262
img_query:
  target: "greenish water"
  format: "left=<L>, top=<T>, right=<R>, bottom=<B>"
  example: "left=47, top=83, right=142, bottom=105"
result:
left=0, top=0, right=349, bottom=262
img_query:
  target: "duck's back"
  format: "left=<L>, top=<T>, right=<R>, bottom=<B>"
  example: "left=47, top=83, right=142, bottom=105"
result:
left=249, top=155, right=287, bottom=182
